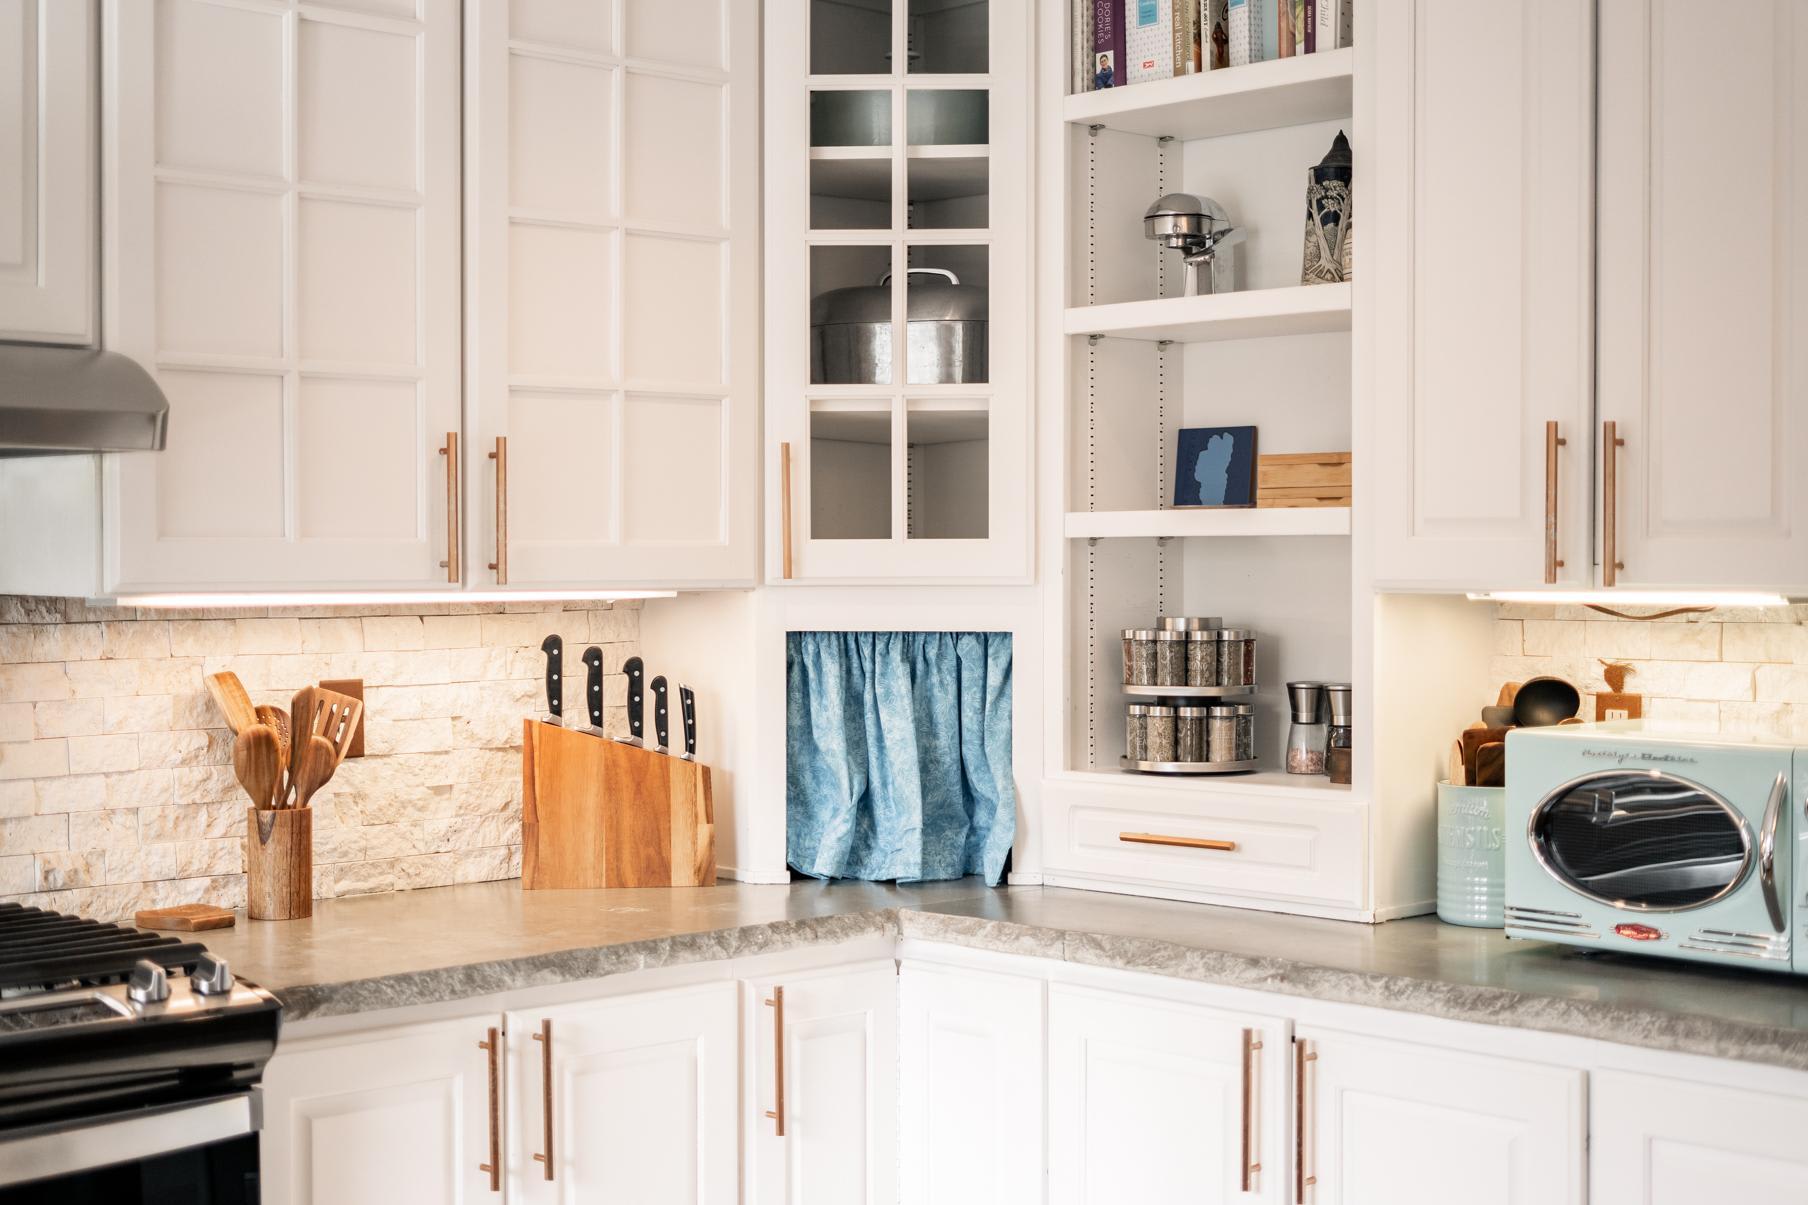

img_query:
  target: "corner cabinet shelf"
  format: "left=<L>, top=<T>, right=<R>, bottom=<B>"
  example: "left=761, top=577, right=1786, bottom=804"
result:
left=1064, top=508, right=1351, bottom=540
left=1063, top=47, right=1354, bottom=140
left=1066, top=283, right=1351, bottom=344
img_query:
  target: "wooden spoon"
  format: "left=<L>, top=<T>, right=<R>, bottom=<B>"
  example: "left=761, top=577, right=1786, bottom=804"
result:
left=207, top=672, right=258, bottom=734
left=289, top=734, right=338, bottom=810
left=232, top=725, right=283, bottom=810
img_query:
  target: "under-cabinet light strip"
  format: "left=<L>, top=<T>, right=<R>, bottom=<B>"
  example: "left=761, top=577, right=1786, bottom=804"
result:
left=1467, top=590, right=1791, bottom=608
left=107, top=589, right=678, bottom=609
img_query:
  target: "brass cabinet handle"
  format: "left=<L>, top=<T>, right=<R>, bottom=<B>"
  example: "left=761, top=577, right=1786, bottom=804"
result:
left=439, top=432, right=459, bottom=582
left=1603, top=420, right=1626, bottom=586
left=488, top=436, right=508, bottom=584
left=477, top=1027, right=501, bottom=1192
left=531, top=1018, right=554, bottom=1180
left=780, top=443, right=795, bottom=580
left=1118, top=832, right=1237, bottom=852
left=1544, top=421, right=1567, bottom=583
left=1241, top=1028, right=1263, bottom=1194
left=1294, top=1039, right=1317, bottom=1204
left=764, top=986, right=787, bottom=1136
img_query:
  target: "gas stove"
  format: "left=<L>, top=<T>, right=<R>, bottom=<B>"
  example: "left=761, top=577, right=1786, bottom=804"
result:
left=0, top=901, right=281, bottom=1199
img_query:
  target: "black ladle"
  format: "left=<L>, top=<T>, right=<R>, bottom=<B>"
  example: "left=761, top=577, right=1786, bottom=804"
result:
left=1513, top=676, right=1581, bottom=727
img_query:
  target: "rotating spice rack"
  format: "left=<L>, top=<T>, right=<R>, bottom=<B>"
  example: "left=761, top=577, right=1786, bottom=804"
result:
left=1120, top=619, right=1259, bottom=775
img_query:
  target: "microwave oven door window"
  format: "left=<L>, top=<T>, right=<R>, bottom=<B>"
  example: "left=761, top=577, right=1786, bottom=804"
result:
left=1529, top=771, right=1753, bottom=911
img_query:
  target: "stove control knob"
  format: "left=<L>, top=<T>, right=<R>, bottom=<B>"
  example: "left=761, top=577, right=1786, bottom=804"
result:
left=127, top=959, right=170, bottom=1005
left=191, top=952, right=235, bottom=997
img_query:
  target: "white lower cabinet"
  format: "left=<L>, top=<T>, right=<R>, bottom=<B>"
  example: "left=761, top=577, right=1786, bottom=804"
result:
left=506, top=982, right=739, bottom=1204
left=745, top=961, right=899, bottom=1205
left=899, top=962, right=1044, bottom=1205
left=1049, top=984, right=1289, bottom=1204
left=1297, top=1027, right=1585, bottom=1205
left=1591, top=1070, right=1808, bottom=1204
left=259, top=1015, right=494, bottom=1205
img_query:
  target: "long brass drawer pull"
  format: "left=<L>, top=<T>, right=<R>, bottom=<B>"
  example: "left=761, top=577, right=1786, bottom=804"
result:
left=1544, top=421, right=1566, bottom=583
left=477, top=1027, right=500, bottom=1192
left=1241, top=1028, right=1263, bottom=1193
left=1295, top=1038, right=1317, bottom=1204
left=1119, top=832, right=1238, bottom=852
left=532, top=1018, right=553, bottom=1180
left=764, top=986, right=787, bottom=1136
left=488, top=436, right=508, bottom=584
left=439, top=432, right=459, bottom=582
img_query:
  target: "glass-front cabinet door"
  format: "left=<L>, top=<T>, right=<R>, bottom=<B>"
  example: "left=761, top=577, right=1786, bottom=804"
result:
left=765, top=0, right=1029, bottom=581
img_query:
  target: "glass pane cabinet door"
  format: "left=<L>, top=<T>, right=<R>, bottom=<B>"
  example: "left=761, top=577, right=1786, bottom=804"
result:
left=770, top=0, right=1027, bottom=580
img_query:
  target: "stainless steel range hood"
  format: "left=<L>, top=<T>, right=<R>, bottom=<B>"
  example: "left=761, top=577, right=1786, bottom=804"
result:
left=0, top=344, right=169, bottom=455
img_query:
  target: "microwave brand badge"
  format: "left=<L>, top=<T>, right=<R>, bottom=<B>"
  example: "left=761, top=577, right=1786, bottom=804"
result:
left=1613, top=923, right=1665, bottom=942
left=1580, top=748, right=1698, bottom=765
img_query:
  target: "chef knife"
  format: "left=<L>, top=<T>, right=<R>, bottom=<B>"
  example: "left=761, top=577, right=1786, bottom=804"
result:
left=678, top=685, right=697, bottom=761
left=581, top=645, right=605, bottom=732
left=540, top=635, right=564, bottom=724
left=650, top=675, right=670, bottom=753
left=617, top=656, right=645, bottom=746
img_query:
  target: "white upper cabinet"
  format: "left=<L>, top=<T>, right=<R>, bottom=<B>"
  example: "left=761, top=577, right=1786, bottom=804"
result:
left=764, top=0, right=1031, bottom=583
left=1367, top=0, right=1595, bottom=591
left=0, top=0, right=94, bottom=344
left=465, top=0, right=760, bottom=589
left=1597, top=0, right=1808, bottom=592
left=104, top=0, right=462, bottom=591
left=1298, top=1027, right=1586, bottom=1205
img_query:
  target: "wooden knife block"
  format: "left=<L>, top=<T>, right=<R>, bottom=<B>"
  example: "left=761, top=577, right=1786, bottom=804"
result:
left=520, top=719, right=716, bottom=889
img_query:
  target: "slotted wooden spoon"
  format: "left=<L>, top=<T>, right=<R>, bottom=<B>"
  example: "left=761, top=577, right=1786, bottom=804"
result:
left=255, top=705, right=290, bottom=771
left=232, top=725, right=283, bottom=810
left=207, top=672, right=258, bottom=734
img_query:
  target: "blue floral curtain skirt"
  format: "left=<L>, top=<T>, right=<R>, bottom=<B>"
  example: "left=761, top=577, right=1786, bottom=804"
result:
left=786, top=631, right=1015, bottom=885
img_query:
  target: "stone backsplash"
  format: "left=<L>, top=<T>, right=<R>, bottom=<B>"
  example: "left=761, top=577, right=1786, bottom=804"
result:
left=0, top=597, right=637, bottom=921
left=1493, top=602, right=1808, bottom=735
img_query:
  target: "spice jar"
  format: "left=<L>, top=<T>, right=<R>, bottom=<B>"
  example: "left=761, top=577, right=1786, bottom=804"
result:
left=1186, top=628, right=1220, bottom=687
left=1125, top=703, right=1151, bottom=762
left=1144, top=704, right=1177, bottom=763
left=1121, top=629, right=1158, bottom=686
left=1324, top=682, right=1354, bottom=785
left=1157, top=616, right=1222, bottom=632
left=1176, top=705, right=1210, bottom=762
left=1218, top=629, right=1256, bottom=687
left=1286, top=681, right=1327, bottom=775
left=1209, top=703, right=1256, bottom=763
left=1154, top=630, right=1190, bottom=688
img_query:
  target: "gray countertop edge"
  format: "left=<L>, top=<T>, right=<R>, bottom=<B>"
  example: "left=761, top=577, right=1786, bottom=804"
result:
left=897, top=912, right=1808, bottom=1071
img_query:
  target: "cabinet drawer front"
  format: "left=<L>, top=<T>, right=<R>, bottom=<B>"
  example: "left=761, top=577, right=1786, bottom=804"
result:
left=1046, top=782, right=1365, bottom=910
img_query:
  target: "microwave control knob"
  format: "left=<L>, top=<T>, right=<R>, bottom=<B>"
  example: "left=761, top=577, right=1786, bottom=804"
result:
left=191, top=952, right=234, bottom=997
left=127, top=959, right=170, bottom=1005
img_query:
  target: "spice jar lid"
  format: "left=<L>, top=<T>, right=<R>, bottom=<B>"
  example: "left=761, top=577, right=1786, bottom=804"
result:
left=1121, top=628, right=1158, bottom=640
left=1157, top=616, right=1223, bottom=631
left=1126, top=703, right=1153, bottom=716
left=1210, top=703, right=1256, bottom=716
left=1146, top=704, right=1177, bottom=716
left=1175, top=705, right=1213, bottom=717
left=1217, top=628, right=1254, bottom=640
left=1188, top=627, right=1226, bottom=642
left=1153, top=629, right=1189, bottom=643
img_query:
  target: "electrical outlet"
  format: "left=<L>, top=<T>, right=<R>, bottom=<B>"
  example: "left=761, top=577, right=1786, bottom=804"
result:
left=1604, top=707, right=1631, bottom=721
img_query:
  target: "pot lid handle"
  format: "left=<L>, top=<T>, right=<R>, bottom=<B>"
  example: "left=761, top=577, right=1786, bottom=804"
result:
left=878, top=267, right=960, bottom=287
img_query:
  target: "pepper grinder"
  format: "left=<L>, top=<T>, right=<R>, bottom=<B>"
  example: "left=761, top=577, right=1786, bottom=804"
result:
left=1285, top=681, right=1327, bottom=775
left=1324, top=682, right=1354, bottom=785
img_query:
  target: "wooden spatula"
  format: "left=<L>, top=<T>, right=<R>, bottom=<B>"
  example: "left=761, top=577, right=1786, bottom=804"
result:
left=207, top=672, right=258, bottom=734
left=306, top=686, right=364, bottom=766
left=232, top=725, right=283, bottom=810
left=290, top=734, right=338, bottom=810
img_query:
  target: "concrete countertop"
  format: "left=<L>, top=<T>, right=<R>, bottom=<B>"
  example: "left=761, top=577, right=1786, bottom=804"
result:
left=200, top=878, right=1808, bottom=1070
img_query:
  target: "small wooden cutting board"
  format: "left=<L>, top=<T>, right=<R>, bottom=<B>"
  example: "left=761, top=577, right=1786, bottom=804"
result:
left=136, top=903, right=236, bottom=932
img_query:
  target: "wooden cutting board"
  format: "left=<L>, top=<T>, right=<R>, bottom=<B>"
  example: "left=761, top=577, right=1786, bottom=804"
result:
left=136, top=903, right=235, bottom=931
left=521, top=719, right=715, bottom=889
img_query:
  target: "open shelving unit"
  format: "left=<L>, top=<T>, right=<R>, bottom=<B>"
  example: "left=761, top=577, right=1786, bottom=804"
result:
left=1044, top=41, right=1361, bottom=810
